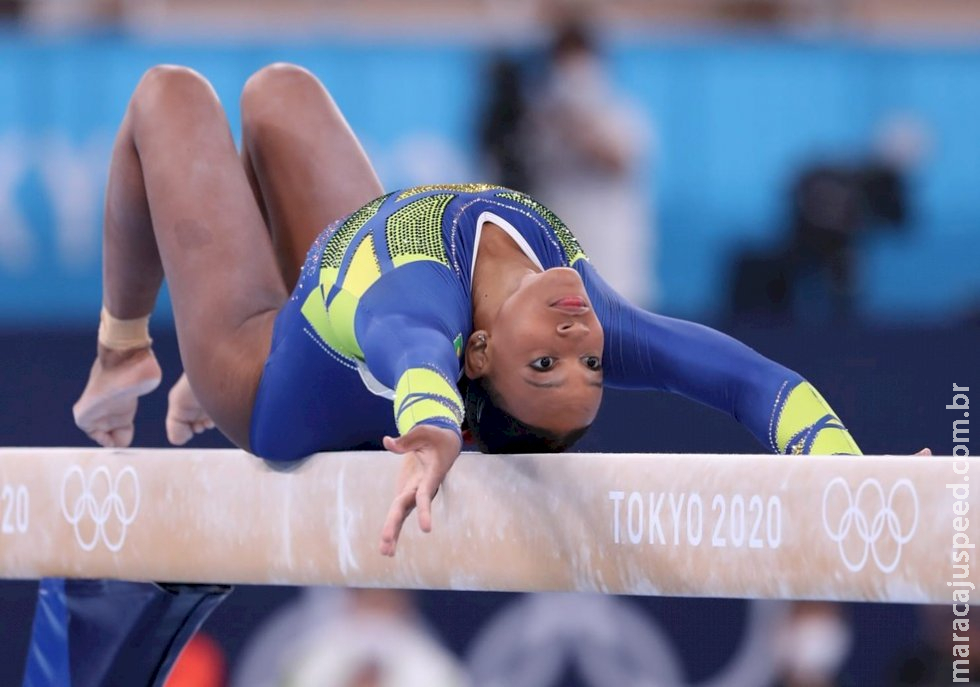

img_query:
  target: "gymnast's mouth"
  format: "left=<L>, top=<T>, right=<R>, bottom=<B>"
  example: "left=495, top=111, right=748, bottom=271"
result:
left=550, top=296, right=589, bottom=314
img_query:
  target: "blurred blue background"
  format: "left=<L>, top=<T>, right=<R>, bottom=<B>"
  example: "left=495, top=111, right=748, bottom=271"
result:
left=1, top=33, right=979, bottom=324
left=0, top=0, right=978, bottom=685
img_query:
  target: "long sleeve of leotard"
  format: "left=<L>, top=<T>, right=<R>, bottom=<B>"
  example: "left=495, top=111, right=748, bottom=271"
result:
left=577, top=261, right=861, bottom=455
left=356, top=262, right=469, bottom=440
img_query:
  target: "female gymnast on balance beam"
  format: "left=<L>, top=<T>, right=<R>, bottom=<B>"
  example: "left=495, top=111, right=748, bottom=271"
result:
left=29, top=62, right=934, bottom=687
left=72, top=62, right=867, bottom=556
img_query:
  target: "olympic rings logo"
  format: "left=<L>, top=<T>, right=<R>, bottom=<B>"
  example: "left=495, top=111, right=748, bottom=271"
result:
left=60, top=465, right=140, bottom=552
left=821, top=477, right=918, bottom=573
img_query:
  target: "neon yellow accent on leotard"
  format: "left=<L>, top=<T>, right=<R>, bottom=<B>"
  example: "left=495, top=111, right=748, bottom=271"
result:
left=395, top=184, right=504, bottom=202
left=775, top=381, right=862, bottom=455
left=300, top=235, right=383, bottom=362
left=386, top=194, right=454, bottom=267
left=300, top=286, right=362, bottom=360
left=343, top=234, right=382, bottom=297
left=302, top=192, right=461, bottom=363
left=394, top=367, right=464, bottom=435
left=809, top=427, right=862, bottom=455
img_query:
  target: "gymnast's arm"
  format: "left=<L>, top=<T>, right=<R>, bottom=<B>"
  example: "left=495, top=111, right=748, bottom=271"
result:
left=356, top=265, right=469, bottom=554
left=360, top=315, right=466, bottom=555
left=356, top=263, right=468, bottom=443
left=577, top=260, right=861, bottom=455
left=359, top=313, right=465, bottom=442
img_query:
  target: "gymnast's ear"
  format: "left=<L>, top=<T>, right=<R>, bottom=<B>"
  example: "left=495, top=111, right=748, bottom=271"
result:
left=463, top=330, right=490, bottom=379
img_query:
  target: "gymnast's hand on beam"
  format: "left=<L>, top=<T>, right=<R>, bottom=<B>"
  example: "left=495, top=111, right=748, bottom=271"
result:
left=379, top=424, right=463, bottom=557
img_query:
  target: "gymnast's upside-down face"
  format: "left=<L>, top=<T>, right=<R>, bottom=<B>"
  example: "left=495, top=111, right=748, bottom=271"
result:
left=468, top=266, right=604, bottom=433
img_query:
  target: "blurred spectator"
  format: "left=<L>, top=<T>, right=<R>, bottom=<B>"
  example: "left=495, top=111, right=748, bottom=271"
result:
left=232, top=588, right=467, bottom=687
left=730, top=114, right=930, bottom=323
left=477, top=54, right=532, bottom=192
left=771, top=602, right=853, bottom=687
left=523, top=11, right=658, bottom=307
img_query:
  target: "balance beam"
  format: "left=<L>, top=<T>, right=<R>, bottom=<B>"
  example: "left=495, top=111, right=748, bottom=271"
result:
left=0, top=448, right=971, bottom=603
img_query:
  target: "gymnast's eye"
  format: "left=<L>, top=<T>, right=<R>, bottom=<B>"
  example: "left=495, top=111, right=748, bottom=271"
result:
left=530, top=356, right=556, bottom=371
left=583, top=356, right=602, bottom=371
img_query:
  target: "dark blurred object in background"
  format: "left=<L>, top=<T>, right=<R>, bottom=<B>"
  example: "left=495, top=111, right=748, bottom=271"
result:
left=0, top=0, right=24, bottom=18
left=731, top=116, right=929, bottom=323
left=886, top=605, right=979, bottom=685
left=717, top=0, right=792, bottom=25
left=477, top=54, right=532, bottom=192
left=731, top=161, right=907, bottom=322
left=18, top=0, right=126, bottom=26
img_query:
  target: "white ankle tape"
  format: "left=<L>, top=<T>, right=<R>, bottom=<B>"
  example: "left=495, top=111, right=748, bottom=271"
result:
left=98, top=307, right=152, bottom=350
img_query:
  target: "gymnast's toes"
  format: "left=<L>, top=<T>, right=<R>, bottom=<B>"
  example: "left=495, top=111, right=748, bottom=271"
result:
left=88, top=425, right=135, bottom=449
left=166, top=373, right=215, bottom=446
left=72, top=348, right=162, bottom=448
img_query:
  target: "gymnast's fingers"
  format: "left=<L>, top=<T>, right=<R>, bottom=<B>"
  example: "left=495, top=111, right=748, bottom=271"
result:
left=915, top=447, right=932, bottom=455
left=379, top=438, right=413, bottom=554
left=417, top=458, right=451, bottom=534
left=416, top=479, right=434, bottom=533
left=380, top=480, right=418, bottom=556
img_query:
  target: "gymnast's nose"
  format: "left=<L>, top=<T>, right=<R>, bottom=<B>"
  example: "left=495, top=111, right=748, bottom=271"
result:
left=557, top=321, right=589, bottom=338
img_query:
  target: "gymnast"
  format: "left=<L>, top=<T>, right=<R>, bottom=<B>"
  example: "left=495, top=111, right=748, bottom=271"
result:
left=72, top=62, right=864, bottom=560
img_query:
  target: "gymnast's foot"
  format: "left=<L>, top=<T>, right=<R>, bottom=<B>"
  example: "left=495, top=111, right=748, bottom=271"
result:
left=73, top=345, right=162, bottom=448
left=166, top=373, right=215, bottom=445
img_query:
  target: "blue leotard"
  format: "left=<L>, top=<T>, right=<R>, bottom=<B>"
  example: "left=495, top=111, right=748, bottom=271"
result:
left=250, top=184, right=860, bottom=461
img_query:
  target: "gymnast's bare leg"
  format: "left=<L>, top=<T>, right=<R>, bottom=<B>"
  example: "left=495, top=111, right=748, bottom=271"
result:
left=165, top=62, right=385, bottom=445
left=239, top=63, right=383, bottom=290
left=74, top=66, right=288, bottom=450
